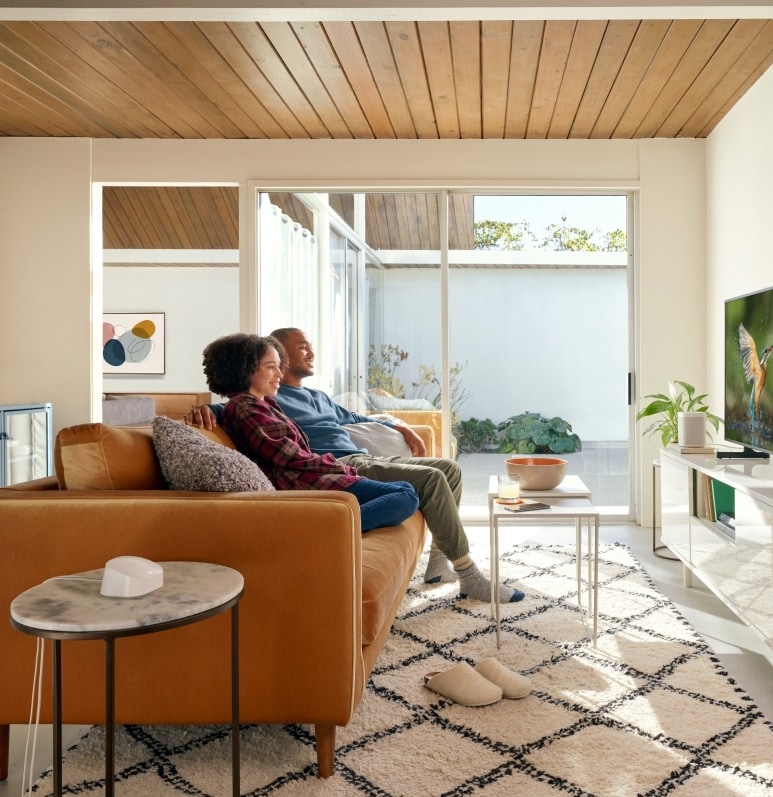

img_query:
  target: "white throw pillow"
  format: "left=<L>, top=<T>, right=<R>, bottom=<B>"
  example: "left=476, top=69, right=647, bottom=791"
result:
left=152, top=415, right=275, bottom=492
left=342, top=422, right=411, bottom=458
left=366, top=389, right=435, bottom=411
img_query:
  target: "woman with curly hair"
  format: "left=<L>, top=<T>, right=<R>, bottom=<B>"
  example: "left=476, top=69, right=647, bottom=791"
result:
left=202, top=333, right=419, bottom=531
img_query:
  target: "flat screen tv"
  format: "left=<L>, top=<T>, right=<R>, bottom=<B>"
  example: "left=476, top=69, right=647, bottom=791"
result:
left=724, top=286, right=773, bottom=457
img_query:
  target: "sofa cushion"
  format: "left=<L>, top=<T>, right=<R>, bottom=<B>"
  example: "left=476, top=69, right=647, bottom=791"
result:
left=342, top=422, right=412, bottom=458
left=192, top=424, right=239, bottom=450
left=367, top=388, right=435, bottom=412
left=55, top=423, right=166, bottom=490
left=152, top=415, right=275, bottom=492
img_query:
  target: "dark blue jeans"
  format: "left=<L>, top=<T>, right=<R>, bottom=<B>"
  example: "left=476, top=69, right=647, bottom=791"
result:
left=343, top=478, right=419, bottom=531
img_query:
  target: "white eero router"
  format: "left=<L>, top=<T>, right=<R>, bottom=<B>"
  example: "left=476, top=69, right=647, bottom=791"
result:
left=100, top=556, right=164, bottom=598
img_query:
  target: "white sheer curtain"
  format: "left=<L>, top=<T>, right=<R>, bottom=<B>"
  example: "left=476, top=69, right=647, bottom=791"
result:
left=258, top=195, right=318, bottom=336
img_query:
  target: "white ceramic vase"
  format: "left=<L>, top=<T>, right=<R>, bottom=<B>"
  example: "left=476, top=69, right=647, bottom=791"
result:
left=677, top=412, right=706, bottom=447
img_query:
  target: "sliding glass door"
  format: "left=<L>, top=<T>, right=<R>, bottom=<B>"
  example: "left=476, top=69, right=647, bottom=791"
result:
left=448, top=194, right=631, bottom=518
left=256, top=188, right=633, bottom=519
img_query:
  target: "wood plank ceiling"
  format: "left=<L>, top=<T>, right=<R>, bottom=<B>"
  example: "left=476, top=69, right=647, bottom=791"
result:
left=102, top=188, right=475, bottom=251
left=3, top=18, right=772, bottom=140
left=103, top=186, right=240, bottom=250
left=5, top=17, right=770, bottom=250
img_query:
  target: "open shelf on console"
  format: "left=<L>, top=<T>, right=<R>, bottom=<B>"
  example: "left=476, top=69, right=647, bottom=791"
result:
left=694, top=473, right=736, bottom=543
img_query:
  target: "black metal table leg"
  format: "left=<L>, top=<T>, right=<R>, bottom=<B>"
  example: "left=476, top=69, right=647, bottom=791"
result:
left=231, top=603, right=240, bottom=797
left=105, top=638, right=115, bottom=797
left=52, top=639, right=62, bottom=797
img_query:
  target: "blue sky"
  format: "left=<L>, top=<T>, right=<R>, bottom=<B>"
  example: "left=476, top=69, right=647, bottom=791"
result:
left=474, top=195, right=627, bottom=235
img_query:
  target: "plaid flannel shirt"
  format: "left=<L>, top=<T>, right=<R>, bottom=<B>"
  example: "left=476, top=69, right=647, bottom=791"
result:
left=221, top=391, right=360, bottom=492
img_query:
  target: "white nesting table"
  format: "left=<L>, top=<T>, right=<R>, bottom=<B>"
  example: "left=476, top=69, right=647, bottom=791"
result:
left=10, top=561, right=244, bottom=797
left=487, top=475, right=599, bottom=649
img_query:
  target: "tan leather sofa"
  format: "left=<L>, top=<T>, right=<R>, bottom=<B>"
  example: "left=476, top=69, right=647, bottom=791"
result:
left=0, top=422, right=429, bottom=780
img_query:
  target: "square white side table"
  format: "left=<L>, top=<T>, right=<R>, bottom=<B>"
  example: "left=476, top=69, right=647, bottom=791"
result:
left=487, top=475, right=599, bottom=649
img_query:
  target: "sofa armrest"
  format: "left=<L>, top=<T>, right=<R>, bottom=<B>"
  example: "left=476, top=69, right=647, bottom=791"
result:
left=410, top=424, right=435, bottom=457
left=370, top=411, right=450, bottom=458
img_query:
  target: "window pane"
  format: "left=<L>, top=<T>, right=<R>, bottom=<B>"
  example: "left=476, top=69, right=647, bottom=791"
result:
left=451, top=194, right=630, bottom=516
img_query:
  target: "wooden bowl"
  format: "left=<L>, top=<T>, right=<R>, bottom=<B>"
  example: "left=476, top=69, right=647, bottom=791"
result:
left=504, top=456, right=568, bottom=491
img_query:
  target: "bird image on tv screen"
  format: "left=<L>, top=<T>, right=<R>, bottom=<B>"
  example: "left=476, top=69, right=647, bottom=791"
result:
left=738, top=324, right=773, bottom=423
left=725, top=287, right=773, bottom=453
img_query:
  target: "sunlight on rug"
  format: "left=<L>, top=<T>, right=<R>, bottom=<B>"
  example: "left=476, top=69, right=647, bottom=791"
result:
left=31, top=543, right=773, bottom=796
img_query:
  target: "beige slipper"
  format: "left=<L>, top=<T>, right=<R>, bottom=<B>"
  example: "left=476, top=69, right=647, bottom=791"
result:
left=474, top=658, right=532, bottom=699
left=423, top=662, right=503, bottom=706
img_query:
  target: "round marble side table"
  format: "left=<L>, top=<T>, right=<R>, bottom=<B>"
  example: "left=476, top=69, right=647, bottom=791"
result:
left=10, top=561, right=244, bottom=797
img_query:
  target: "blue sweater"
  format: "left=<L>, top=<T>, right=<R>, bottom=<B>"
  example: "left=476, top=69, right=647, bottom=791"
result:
left=213, top=385, right=392, bottom=458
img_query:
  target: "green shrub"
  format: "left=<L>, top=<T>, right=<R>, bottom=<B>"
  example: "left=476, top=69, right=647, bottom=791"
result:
left=453, top=417, right=498, bottom=453
left=497, top=412, right=582, bottom=454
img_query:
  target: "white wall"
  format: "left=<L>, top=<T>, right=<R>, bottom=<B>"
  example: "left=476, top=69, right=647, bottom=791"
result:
left=381, top=266, right=629, bottom=441
left=636, top=139, right=708, bottom=522
left=102, top=266, right=239, bottom=394
left=0, top=139, right=94, bottom=431
left=706, top=67, right=773, bottom=416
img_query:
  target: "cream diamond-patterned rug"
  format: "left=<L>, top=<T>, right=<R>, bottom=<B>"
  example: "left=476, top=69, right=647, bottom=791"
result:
left=31, top=544, right=773, bottom=796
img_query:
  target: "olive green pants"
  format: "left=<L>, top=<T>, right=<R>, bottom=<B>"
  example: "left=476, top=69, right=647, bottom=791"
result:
left=338, top=454, right=468, bottom=561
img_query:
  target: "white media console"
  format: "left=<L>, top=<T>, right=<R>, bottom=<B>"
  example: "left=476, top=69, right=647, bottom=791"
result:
left=660, top=447, right=773, bottom=649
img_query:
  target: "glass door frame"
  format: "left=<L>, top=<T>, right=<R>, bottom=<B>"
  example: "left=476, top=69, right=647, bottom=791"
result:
left=247, top=183, right=637, bottom=522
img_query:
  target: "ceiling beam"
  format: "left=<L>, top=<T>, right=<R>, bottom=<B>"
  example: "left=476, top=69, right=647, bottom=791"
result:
left=1, top=2, right=772, bottom=22
left=103, top=249, right=238, bottom=264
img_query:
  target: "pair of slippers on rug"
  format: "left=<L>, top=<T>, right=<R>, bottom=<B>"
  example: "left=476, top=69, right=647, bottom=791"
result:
left=423, top=658, right=531, bottom=706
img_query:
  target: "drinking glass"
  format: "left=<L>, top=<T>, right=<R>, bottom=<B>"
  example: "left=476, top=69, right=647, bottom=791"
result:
left=498, top=473, right=520, bottom=500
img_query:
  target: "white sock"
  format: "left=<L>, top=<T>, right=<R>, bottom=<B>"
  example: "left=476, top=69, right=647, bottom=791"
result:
left=453, top=557, right=525, bottom=603
left=423, top=546, right=457, bottom=584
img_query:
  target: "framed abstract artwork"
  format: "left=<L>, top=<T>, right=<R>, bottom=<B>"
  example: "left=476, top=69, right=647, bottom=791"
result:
left=102, top=313, right=165, bottom=374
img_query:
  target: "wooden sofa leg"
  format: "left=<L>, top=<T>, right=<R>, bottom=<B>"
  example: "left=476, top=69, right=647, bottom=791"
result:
left=314, top=723, right=336, bottom=778
left=0, top=724, right=9, bottom=781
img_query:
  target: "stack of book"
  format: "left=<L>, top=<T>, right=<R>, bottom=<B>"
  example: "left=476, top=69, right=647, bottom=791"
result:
left=702, top=474, right=735, bottom=540
left=668, top=443, right=715, bottom=455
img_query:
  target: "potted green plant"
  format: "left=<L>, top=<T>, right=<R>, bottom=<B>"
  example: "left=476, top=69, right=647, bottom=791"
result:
left=636, top=380, right=721, bottom=446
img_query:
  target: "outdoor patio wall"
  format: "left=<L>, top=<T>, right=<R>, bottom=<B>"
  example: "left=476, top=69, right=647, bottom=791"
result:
left=0, top=135, right=714, bottom=524
left=379, top=266, right=628, bottom=442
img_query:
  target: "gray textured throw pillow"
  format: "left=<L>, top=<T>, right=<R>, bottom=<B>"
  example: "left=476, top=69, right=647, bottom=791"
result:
left=152, top=415, right=274, bottom=492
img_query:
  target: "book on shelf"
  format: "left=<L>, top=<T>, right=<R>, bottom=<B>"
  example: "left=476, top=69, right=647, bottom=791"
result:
left=668, top=443, right=716, bottom=454
left=710, top=479, right=734, bottom=531
left=702, top=474, right=715, bottom=521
